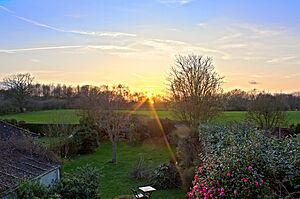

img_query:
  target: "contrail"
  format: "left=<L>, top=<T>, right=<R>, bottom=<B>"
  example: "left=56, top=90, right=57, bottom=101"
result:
left=0, top=6, right=136, bottom=38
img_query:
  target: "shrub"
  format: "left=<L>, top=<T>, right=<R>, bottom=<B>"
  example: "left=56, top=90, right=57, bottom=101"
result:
left=55, top=165, right=101, bottom=199
left=291, top=123, right=300, bottom=135
left=49, top=126, right=99, bottom=158
left=130, top=156, right=153, bottom=180
left=17, top=165, right=101, bottom=199
left=49, top=137, right=79, bottom=158
left=190, top=122, right=300, bottom=198
left=151, top=163, right=181, bottom=189
left=127, top=116, right=150, bottom=145
left=188, top=157, right=271, bottom=198
left=73, top=126, right=100, bottom=154
left=17, top=180, right=49, bottom=199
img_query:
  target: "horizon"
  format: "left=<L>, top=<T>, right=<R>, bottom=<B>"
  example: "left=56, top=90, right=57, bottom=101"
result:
left=1, top=0, right=300, bottom=94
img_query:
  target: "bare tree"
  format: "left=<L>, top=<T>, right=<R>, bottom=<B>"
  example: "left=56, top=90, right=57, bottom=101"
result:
left=82, top=84, right=131, bottom=164
left=247, top=92, right=287, bottom=130
left=167, top=55, right=223, bottom=127
left=2, top=73, right=34, bottom=112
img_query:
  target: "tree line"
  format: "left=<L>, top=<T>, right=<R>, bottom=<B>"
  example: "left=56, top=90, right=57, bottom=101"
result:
left=0, top=72, right=299, bottom=115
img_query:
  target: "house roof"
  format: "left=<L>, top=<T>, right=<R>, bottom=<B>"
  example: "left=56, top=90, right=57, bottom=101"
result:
left=0, top=121, right=60, bottom=196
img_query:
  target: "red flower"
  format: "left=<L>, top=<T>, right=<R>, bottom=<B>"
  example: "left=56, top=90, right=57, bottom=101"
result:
left=241, top=178, right=248, bottom=183
left=187, top=192, right=193, bottom=199
left=226, top=172, right=231, bottom=177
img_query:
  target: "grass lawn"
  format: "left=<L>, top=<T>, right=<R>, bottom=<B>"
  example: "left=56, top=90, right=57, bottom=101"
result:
left=1, top=109, right=300, bottom=125
left=58, top=141, right=185, bottom=199
left=0, top=109, right=81, bottom=124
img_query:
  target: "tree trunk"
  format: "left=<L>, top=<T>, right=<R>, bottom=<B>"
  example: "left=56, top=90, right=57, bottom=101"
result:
left=112, top=141, right=117, bottom=164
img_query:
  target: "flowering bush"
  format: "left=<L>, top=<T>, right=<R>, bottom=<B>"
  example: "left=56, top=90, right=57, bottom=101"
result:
left=187, top=122, right=300, bottom=198
left=188, top=157, right=270, bottom=198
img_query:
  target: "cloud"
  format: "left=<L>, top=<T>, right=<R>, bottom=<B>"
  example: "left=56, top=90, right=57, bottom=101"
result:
left=197, top=23, right=207, bottom=28
left=0, top=45, right=135, bottom=54
left=0, top=6, right=136, bottom=38
left=0, top=5, right=14, bottom=13
left=30, top=59, right=40, bottom=63
left=248, top=80, right=259, bottom=85
left=267, top=56, right=298, bottom=63
left=157, top=0, right=194, bottom=6
left=0, top=45, right=82, bottom=53
left=250, top=74, right=263, bottom=78
left=216, top=33, right=242, bottom=42
left=219, top=43, right=248, bottom=49
left=233, top=23, right=282, bottom=37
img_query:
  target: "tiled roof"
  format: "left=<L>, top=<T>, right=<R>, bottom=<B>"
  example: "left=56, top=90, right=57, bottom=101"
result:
left=0, top=122, right=60, bottom=196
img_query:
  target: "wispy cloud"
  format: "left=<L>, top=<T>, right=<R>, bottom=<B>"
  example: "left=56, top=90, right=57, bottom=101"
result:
left=0, top=6, right=136, bottom=38
left=30, top=59, right=40, bottom=63
left=0, top=45, right=82, bottom=53
left=0, top=45, right=135, bottom=54
left=197, top=23, right=207, bottom=28
left=0, top=5, right=14, bottom=13
left=267, top=56, right=298, bottom=63
left=216, top=33, right=242, bottom=42
left=157, top=0, right=194, bottom=6
left=219, top=43, right=248, bottom=49
left=250, top=74, right=264, bottom=78
left=233, top=23, right=282, bottom=37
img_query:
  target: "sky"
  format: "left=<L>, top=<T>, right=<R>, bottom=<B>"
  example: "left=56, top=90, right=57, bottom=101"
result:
left=0, top=0, right=300, bottom=94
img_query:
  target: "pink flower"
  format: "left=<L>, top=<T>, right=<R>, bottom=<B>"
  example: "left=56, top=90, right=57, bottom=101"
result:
left=255, top=182, right=259, bottom=187
left=221, top=187, right=225, bottom=192
left=247, top=166, right=252, bottom=171
left=220, top=192, right=224, bottom=196
left=226, top=172, right=231, bottom=177
left=234, top=190, right=237, bottom=195
left=187, top=192, right=193, bottom=199
left=260, top=179, right=264, bottom=183
left=241, top=178, right=248, bottom=183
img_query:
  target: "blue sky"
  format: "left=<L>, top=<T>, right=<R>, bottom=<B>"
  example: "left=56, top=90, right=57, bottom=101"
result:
left=0, top=0, right=300, bottom=93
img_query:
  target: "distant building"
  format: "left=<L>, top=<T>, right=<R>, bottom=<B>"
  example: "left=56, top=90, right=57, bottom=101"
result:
left=0, top=121, right=61, bottom=199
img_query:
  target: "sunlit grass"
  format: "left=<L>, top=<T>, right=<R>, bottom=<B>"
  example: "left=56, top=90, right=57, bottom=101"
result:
left=1, top=109, right=299, bottom=125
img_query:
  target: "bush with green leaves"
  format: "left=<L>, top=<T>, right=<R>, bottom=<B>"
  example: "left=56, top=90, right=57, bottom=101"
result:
left=73, top=126, right=100, bottom=154
left=151, top=163, right=181, bottom=189
left=49, top=126, right=99, bottom=158
left=188, top=155, right=271, bottom=198
left=17, top=180, right=49, bottom=199
left=55, top=165, right=101, bottom=199
left=190, top=122, right=300, bottom=198
left=17, top=165, right=100, bottom=199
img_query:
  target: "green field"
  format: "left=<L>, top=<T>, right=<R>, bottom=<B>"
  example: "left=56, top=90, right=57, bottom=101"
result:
left=38, top=138, right=185, bottom=199
left=1, top=109, right=300, bottom=125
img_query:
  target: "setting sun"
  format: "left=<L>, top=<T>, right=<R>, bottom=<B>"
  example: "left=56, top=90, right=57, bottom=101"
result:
left=146, top=93, right=155, bottom=104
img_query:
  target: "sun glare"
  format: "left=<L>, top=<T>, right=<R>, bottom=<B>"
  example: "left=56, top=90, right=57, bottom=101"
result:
left=146, top=92, right=155, bottom=104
